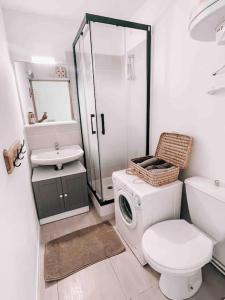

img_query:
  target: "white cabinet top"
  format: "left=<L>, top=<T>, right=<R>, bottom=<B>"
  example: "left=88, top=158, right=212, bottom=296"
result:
left=32, top=161, right=86, bottom=182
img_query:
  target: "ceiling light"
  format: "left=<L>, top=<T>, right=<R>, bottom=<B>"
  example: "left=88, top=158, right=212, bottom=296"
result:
left=31, top=56, right=56, bottom=65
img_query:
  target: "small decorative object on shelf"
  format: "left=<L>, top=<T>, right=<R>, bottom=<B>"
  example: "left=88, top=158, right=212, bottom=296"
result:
left=3, top=139, right=26, bottom=174
left=55, top=65, right=67, bottom=78
left=38, top=112, right=48, bottom=123
left=28, top=111, right=36, bottom=124
left=27, top=70, right=34, bottom=79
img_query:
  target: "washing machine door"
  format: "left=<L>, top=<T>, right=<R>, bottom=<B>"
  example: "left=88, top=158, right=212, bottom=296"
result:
left=117, top=190, right=137, bottom=229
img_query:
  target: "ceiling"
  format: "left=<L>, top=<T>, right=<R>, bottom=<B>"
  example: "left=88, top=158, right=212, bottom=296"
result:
left=0, top=0, right=147, bottom=20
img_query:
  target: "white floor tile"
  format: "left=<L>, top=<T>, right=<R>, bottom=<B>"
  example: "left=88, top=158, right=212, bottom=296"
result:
left=39, top=207, right=225, bottom=300
left=110, top=250, right=159, bottom=299
left=39, top=281, right=58, bottom=300
left=49, top=206, right=102, bottom=240
left=39, top=244, right=58, bottom=300
left=131, top=287, right=167, bottom=300
left=58, top=259, right=126, bottom=300
left=40, top=221, right=57, bottom=244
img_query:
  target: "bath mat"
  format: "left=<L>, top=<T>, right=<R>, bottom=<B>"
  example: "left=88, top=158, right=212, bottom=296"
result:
left=44, top=221, right=125, bottom=282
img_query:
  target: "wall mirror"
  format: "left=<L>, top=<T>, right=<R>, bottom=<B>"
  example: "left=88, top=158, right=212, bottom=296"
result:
left=30, top=80, right=74, bottom=122
left=14, top=61, right=75, bottom=125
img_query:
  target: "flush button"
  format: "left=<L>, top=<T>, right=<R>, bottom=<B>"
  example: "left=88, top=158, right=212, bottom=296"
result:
left=215, top=179, right=220, bottom=187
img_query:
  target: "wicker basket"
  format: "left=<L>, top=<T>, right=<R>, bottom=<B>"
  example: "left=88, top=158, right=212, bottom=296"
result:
left=129, top=132, right=193, bottom=187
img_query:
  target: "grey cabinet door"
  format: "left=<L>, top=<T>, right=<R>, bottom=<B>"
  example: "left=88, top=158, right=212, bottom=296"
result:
left=33, top=178, right=64, bottom=219
left=61, top=174, right=88, bottom=211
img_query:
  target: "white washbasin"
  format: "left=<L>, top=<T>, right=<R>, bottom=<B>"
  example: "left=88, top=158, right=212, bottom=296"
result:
left=31, top=145, right=84, bottom=169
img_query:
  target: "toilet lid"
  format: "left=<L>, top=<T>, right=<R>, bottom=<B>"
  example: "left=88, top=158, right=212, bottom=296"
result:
left=142, top=220, right=213, bottom=272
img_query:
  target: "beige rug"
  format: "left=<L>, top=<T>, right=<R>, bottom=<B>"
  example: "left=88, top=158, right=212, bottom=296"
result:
left=44, top=221, right=125, bottom=282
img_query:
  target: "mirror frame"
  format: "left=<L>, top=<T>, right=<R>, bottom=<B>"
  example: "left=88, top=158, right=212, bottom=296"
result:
left=29, top=79, right=75, bottom=122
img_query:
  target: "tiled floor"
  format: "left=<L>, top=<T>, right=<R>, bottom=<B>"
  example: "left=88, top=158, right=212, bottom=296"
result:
left=39, top=206, right=225, bottom=300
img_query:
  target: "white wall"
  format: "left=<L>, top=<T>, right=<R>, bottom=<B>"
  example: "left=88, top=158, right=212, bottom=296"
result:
left=134, top=0, right=225, bottom=181
left=14, top=61, right=34, bottom=123
left=3, top=9, right=79, bottom=62
left=25, top=122, right=82, bottom=152
left=4, top=10, right=82, bottom=149
left=132, top=0, right=225, bottom=267
left=0, top=7, right=39, bottom=300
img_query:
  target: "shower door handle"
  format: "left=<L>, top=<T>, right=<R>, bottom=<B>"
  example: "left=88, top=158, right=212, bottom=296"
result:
left=90, top=114, right=96, bottom=134
left=101, top=113, right=105, bottom=135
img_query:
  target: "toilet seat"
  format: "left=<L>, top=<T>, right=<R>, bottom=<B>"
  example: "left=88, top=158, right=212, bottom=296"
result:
left=142, top=220, right=213, bottom=275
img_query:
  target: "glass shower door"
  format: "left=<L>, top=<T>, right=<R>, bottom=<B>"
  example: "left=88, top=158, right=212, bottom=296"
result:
left=90, top=22, right=147, bottom=201
left=74, top=25, right=103, bottom=200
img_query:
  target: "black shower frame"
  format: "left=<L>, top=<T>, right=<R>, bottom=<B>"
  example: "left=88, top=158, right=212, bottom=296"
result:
left=72, top=13, right=151, bottom=206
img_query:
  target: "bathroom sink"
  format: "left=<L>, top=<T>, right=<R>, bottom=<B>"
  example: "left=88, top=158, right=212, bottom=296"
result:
left=31, top=145, right=84, bottom=169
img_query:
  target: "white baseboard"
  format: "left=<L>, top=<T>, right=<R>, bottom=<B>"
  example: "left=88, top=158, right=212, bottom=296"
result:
left=39, top=206, right=89, bottom=225
left=211, top=257, right=225, bottom=275
left=88, top=188, right=115, bottom=218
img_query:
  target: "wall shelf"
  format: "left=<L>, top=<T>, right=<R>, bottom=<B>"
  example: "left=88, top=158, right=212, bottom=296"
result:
left=30, top=77, right=70, bottom=82
left=24, top=120, right=77, bottom=128
left=207, top=86, right=225, bottom=95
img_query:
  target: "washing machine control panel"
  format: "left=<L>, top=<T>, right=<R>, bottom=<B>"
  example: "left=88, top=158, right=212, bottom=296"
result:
left=134, top=195, right=141, bottom=208
left=113, top=177, right=142, bottom=208
left=113, top=179, right=133, bottom=196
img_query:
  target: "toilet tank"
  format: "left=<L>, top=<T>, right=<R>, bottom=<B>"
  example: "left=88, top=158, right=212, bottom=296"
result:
left=185, top=176, right=225, bottom=242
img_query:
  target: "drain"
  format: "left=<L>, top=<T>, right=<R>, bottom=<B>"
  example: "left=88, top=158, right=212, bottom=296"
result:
left=107, top=186, right=113, bottom=190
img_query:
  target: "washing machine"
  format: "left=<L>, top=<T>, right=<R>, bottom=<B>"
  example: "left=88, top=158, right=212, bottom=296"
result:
left=112, top=169, right=183, bottom=265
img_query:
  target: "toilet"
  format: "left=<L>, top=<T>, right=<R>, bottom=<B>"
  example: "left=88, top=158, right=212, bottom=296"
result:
left=142, top=176, right=225, bottom=300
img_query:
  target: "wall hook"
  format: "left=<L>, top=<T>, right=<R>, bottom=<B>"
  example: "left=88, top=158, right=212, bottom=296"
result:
left=20, top=140, right=26, bottom=154
left=14, top=160, right=22, bottom=168
left=3, top=139, right=26, bottom=174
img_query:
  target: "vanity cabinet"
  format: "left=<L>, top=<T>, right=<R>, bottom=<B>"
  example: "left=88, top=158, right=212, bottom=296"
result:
left=33, top=178, right=64, bottom=218
left=61, top=175, right=87, bottom=212
left=32, top=161, right=89, bottom=223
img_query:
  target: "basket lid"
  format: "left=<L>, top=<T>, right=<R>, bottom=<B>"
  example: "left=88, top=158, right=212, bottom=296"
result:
left=155, top=132, right=193, bottom=169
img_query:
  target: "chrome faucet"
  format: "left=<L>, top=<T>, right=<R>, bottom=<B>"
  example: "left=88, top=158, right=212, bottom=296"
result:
left=55, top=142, right=60, bottom=151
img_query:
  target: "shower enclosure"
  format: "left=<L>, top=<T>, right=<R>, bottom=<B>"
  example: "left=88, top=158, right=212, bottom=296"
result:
left=73, top=14, right=151, bottom=206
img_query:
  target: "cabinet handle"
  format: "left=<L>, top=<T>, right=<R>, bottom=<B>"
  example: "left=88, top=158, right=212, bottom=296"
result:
left=101, top=113, right=105, bottom=135
left=59, top=194, right=63, bottom=198
left=64, top=193, right=68, bottom=197
left=90, top=114, right=96, bottom=134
